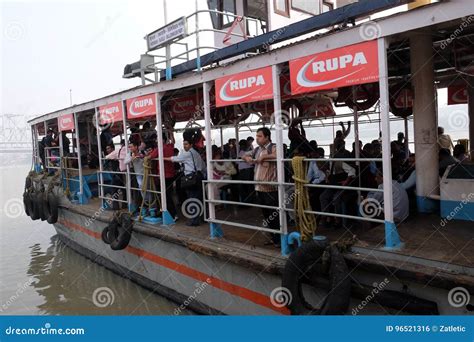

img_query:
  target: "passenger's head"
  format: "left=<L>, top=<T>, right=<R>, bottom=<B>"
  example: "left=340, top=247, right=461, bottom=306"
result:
left=143, top=121, right=151, bottom=130
left=375, top=170, right=384, bottom=185
left=106, top=143, right=115, bottom=155
left=408, top=153, right=416, bottom=166
left=317, top=147, right=325, bottom=158
left=453, top=144, right=466, bottom=159
left=335, top=130, right=343, bottom=138
left=363, top=143, right=374, bottom=157
left=183, top=140, right=192, bottom=151
left=438, top=126, right=444, bottom=135
left=256, top=127, right=271, bottom=146
left=239, top=139, right=248, bottom=150
left=397, top=132, right=404, bottom=141
left=129, top=141, right=140, bottom=153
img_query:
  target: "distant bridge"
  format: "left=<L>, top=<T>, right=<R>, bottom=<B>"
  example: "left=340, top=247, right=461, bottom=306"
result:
left=0, top=114, right=33, bottom=153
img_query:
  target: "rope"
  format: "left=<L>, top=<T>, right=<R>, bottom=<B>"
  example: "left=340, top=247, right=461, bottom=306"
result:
left=138, top=156, right=161, bottom=222
left=291, top=156, right=316, bottom=242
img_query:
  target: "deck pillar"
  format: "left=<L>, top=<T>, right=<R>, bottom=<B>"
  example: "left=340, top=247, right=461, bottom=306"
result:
left=410, top=32, right=439, bottom=213
left=272, top=64, right=289, bottom=255
left=155, top=93, right=174, bottom=225
left=378, top=37, right=402, bottom=249
left=468, top=77, right=474, bottom=162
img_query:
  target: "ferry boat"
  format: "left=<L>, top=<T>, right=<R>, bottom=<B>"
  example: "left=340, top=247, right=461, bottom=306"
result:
left=24, top=0, right=474, bottom=315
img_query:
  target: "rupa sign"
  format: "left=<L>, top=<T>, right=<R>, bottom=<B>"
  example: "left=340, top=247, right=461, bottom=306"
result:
left=147, top=17, right=187, bottom=51
left=98, top=101, right=123, bottom=125
left=58, top=114, right=75, bottom=132
left=126, top=94, right=156, bottom=119
left=215, top=67, right=273, bottom=107
left=447, top=85, right=468, bottom=105
left=289, top=41, right=379, bottom=95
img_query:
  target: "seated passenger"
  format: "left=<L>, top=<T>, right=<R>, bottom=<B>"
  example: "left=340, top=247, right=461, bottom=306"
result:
left=366, top=171, right=409, bottom=223
left=439, top=148, right=458, bottom=177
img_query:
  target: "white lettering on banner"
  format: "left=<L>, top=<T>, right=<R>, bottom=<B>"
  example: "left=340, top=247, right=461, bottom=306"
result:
left=311, top=52, right=368, bottom=74
left=128, top=97, right=154, bottom=117
left=102, top=106, right=119, bottom=115
left=229, top=75, right=265, bottom=91
left=133, top=98, right=153, bottom=109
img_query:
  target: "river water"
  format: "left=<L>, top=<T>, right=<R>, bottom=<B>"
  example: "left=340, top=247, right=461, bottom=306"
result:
left=0, top=159, right=188, bottom=315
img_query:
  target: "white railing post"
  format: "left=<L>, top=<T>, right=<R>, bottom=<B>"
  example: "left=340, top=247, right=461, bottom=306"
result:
left=155, top=92, right=173, bottom=224
left=378, top=37, right=402, bottom=249
left=204, top=81, right=222, bottom=238
left=73, top=112, right=85, bottom=204
left=121, top=101, right=132, bottom=212
left=95, top=108, right=105, bottom=208
left=272, top=64, right=289, bottom=255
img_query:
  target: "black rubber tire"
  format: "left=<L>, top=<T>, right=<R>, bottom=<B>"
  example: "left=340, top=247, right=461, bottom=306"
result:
left=23, top=191, right=33, bottom=217
left=101, top=219, right=119, bottom=245
left=110, top=213, right=133, bottom=250
left=29, top=192, right=41, bottom=220
left=282, top=241, right=351, bottom=315
left=43, top=192, right=59, bottom=224
left=36, top=192, right=47, bottom=221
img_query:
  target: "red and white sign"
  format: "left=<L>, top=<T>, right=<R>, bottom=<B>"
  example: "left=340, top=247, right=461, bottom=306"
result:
left=215, top=67, right=274, bottom=107
left=126, top=94, right=156, bottom=119
left=168, top=93, right=202, bottom=122
left=99, top=101, right=123, bottom=125
left=447, top=85, right=468, bottom=105
left=393, top=88, right=414, bottom=109
left=289, top=41, right=379, bottom=95
left=58, top=114, right=75, bottom=132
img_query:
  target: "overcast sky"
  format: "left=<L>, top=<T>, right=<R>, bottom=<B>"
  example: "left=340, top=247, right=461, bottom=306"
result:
left=1, top=0, right=187, bottom=117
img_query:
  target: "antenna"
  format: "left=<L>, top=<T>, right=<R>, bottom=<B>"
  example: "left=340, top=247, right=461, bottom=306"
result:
left=69, top=89, right=72, bottom=106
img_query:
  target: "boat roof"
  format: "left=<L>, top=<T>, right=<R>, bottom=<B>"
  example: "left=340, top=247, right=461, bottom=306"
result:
left=28, top=0, right=470, bottom=126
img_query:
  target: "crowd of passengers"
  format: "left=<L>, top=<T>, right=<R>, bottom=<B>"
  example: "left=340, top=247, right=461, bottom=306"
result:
left=38, top=120, right=472, bottom=247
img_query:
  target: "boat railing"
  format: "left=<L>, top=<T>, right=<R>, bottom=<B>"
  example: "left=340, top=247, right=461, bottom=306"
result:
left=44, top=146, right=61, bottom=171
left=203, top=156, right=387, bottom=237
left=132, top=9, right=263, bottom=83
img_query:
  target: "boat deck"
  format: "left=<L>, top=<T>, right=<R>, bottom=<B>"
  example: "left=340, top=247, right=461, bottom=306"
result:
left=65, top=198, right=474, bottom=292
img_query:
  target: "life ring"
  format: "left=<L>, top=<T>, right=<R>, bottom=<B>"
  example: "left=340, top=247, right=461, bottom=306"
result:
left=389, top=83, right=413, bottom=118
left=336, top=84, right=379, bottom=111
left=42, top=192, right=59, bottom=224
left=103, top=212, right=133, bottom=250
left=281, top=241, right=351, bottom=315
left=282, top=99, right=304, bottom=121
left=36, top=191, right=47, bottom=221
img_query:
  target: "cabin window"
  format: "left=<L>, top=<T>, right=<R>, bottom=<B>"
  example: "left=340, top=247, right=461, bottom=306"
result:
left=208, top=0, right=237, bottom=29
left=274, top=0, right=290, bottom=17
left=292, top=0, right=321, bottom=15
left=244, top=0, right=268, bottom=34
left=322, top=1, right=334, bottom=12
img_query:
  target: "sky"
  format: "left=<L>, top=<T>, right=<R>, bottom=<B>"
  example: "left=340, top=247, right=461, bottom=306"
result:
left=1, top=0, right=183, bottom=117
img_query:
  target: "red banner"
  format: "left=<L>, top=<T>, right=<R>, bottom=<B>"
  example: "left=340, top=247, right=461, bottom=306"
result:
left=126, top=94, right=156, bottom=119
left=447, top=85, right=468, bottom=105
left=215, top=67, right=274, bottom=107
left=289, top=41, right=379, bottom=95
left=58, top=114, right=75, bottom=132
left=99, top=101, right=123, bottom=125
left=168, top=93, right=202, bottom=122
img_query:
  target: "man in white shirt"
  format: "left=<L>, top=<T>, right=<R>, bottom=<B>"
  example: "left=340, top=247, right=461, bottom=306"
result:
left=367, top=172, right=409, bottom=223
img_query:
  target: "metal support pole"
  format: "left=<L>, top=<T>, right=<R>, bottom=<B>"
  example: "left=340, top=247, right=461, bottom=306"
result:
left=378, top=37, right=401, bottom=249
left=87, top=120, right=92, bottom=154
left=352, top=87, right=361, bottom=207
left=155, top=92, right=174, bottom=224
left=204, top=81, right=222, bottom=238
left=272, top=64, right=289, bottom=255
left=74, top=112, right=85, bottom=204
left=468, top=77, right=474, bottom=161
left=95, top=108, right=105, bottom=207
left=195, top=0, right=201, bottom=71
left=121, top=101, right=132, bottom=211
